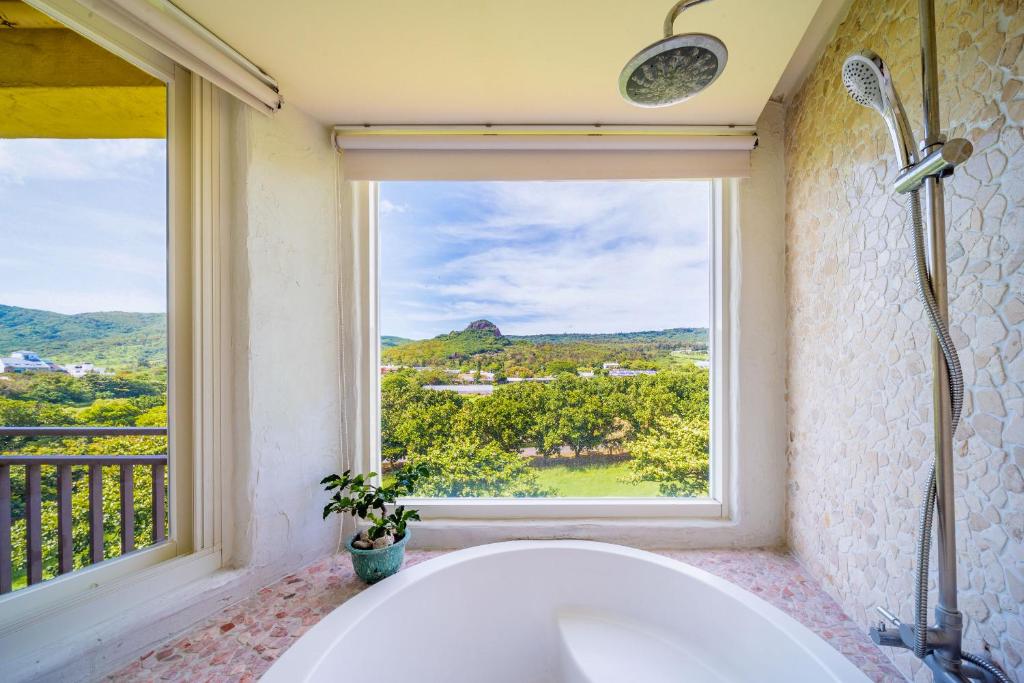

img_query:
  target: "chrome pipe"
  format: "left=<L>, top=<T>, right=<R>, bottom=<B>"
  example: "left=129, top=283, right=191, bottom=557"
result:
left=918, top=0, right=963, bottom=675
left=919, top=0, right=943, bottom=148
left=877, top=605, right=902, bottom=627
left=925, top=171, right=963, bottom=669
left=662, top=0, right=714, bottom=37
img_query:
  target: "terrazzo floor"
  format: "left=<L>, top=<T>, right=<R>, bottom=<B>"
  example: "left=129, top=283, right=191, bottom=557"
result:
left=108, top=547, right=906, bottom=682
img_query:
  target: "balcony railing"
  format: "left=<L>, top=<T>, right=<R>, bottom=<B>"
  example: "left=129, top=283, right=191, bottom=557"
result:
left=0, top=427, right=168, bottom=594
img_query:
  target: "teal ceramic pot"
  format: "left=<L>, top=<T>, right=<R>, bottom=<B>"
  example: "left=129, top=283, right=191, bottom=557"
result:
left=346, top=530, right=410, bottom=584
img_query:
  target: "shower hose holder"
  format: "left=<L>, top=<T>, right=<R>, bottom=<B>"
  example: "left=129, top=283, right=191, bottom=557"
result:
left=894, top=136, right=973, bottom=194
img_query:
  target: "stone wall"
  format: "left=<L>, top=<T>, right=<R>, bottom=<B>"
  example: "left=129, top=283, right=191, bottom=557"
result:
left=784, top=0, right=1024, bottom=680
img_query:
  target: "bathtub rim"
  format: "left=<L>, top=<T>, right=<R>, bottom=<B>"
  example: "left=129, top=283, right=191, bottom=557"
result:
left=260, top=540, right=869, bottom=682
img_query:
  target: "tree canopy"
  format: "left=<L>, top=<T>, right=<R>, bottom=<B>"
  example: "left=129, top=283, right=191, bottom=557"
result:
left=381, top=366, right=710, bottom=498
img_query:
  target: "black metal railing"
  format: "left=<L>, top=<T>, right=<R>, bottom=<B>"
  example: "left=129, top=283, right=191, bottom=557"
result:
left=0, top=427, right=168, bottom=594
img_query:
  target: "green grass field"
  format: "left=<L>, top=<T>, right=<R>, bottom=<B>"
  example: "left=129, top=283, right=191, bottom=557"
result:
left=664, top=349, right=710, bottom=369
left=532, top=459, right=661, bottom=497
left=384, top=458, right=663, bottom=497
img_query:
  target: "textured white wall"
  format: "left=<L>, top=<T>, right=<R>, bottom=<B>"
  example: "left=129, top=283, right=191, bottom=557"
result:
left=785, top=0, right=1024, bottom=680
left=230, top=103, right=343, bottom=573
left=728, top=101, right=790, bottom=546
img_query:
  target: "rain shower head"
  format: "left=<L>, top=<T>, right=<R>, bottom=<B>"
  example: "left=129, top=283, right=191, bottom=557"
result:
left=619, top=0, right=728, bottom=108
left=842, top=50, right=917, bottom=168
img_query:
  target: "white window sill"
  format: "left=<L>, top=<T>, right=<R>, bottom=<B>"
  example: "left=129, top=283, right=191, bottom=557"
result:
left=402, top=497, right=724, bottom=520
left=0, top=547, right=235, bottom=682
left=0, top=544, right=221, bottom=634
left=0, top=545, right=220, bottom=637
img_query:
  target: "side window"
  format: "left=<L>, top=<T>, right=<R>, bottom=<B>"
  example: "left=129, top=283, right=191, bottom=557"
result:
left=0, top=1, right=169, bottom=593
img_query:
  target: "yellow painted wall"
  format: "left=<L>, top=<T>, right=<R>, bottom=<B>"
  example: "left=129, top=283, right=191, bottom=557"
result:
left=0, top=86, right=166, bottom=138
left=0, top=12, right=165, bottom=138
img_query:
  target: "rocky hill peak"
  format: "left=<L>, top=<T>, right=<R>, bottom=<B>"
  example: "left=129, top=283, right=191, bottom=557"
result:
left=465, top=320, right=502, bottom=337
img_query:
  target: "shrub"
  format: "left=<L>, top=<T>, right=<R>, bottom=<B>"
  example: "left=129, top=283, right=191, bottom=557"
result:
left=410, top=438, right=551, bottom=497
left=77, top=398, right=146, bottom=426
left=625, top=415, right=709, bottom=496
left=543, top=374, right=616, bottom=457
left=545, top=360, right=577, bottom=375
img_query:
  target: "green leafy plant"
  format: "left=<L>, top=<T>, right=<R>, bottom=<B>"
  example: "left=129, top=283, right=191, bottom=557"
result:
left=320, top=464, right=428, bottom=541
left=409, top=437, right=551, bottom=498
left=624, top=415, right=709, bottom=496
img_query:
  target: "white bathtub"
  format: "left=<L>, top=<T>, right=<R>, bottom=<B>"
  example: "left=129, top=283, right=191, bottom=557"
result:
left=262, top=541, right=869, bottom=683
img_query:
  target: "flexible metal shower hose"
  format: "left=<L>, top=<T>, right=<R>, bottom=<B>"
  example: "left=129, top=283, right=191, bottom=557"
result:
left=907, top=188, right=962, bottom=658
left=907, top=191, right=1010, bottom=682
left=962, top=651, right=1013, bottom=683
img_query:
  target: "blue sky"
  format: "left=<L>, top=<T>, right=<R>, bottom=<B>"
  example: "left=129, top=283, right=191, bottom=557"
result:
left=0, top=149, right=709, bottom=335
left=0, top=138, right=167, bottom=314
left=380, top=180, right=710, bottom=339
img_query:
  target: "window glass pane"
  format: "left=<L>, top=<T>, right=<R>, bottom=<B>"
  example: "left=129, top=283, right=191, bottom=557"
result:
left=0, top=0, right=168, bottom=591
left=378, top=181, right=711, bottom=498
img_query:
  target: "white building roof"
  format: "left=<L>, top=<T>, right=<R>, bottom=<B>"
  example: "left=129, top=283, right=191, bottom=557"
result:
left=0, top=351, right=59, bottom=372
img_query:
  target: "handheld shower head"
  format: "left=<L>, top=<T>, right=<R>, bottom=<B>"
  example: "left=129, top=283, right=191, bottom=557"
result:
left=842, top=50, right=917, bottom=169
left=619, top=0, right=728, bottom=108
left=842, top=55, right=886, bottom=111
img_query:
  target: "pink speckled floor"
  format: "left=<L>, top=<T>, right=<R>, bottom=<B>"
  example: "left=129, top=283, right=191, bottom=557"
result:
left=108, top=548, right=905, bottom=682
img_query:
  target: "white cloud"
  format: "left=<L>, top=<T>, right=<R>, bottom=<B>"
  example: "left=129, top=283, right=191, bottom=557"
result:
left=379, top=199, right=407, bottom=215
left=0, top=139, right=167, bottom=314
left=431, top=181, right=698, bottom=243
left=1, top=288, right=165, bottom=315
left=381, top=181, right=711, bottom=338
left=0, top=139, right=165, bottom=184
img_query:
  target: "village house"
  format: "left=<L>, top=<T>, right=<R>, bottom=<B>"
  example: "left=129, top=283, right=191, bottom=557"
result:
left=0, top=351, right=63, bottom=373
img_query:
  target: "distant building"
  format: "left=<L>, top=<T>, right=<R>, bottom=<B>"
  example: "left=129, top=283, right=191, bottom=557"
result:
left=506, top=376, right=555, bottom=383
left=380, top=365, right=402, bottom=374
left=578, top=370, right=595, bottom=378
left=63, top=363, right=109, bottom=378
left=424, top=384, right=494, bottom=395
left=608, top=369, right=657, bottom=377
left=0, top=351, right=63, bottom=373
left=602, top=362, right=620, bottom=370
left=453, top=370, right=496, bottom=384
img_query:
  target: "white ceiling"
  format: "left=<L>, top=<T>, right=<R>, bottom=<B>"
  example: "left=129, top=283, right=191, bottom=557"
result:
left=175, top=0, right=831, bottom=126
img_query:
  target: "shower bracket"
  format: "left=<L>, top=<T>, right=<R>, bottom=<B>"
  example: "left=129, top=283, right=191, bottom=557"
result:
left=893, top=137, right=973, bottom=194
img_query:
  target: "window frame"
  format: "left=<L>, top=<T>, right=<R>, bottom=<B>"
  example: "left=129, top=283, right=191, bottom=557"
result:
left=355, top=178, right=732, bottom=523
left=0, top=1, right=230, bottom=635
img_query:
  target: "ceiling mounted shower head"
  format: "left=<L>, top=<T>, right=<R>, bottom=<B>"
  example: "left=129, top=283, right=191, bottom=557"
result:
left=619, top=0, right=728, bottom=108
left=841, top=50, right=917, bottom=169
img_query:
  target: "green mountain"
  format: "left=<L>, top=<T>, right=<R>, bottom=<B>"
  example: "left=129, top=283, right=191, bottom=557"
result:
left=381, top=335, right=413, bottom=349
left=0, top=304, right=166, bottom=369
left=382, top=320, right=511, bottom=365
left=380, top=320, right=708, bottom=371
left=508, top=327, right=707, bottom=347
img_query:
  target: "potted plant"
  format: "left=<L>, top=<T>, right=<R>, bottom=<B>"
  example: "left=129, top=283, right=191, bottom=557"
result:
left=320, top=464, right=428, bottom=584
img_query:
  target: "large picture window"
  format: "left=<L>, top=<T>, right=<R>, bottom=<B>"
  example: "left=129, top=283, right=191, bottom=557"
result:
left=378, top=180, right=712, bottom=499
